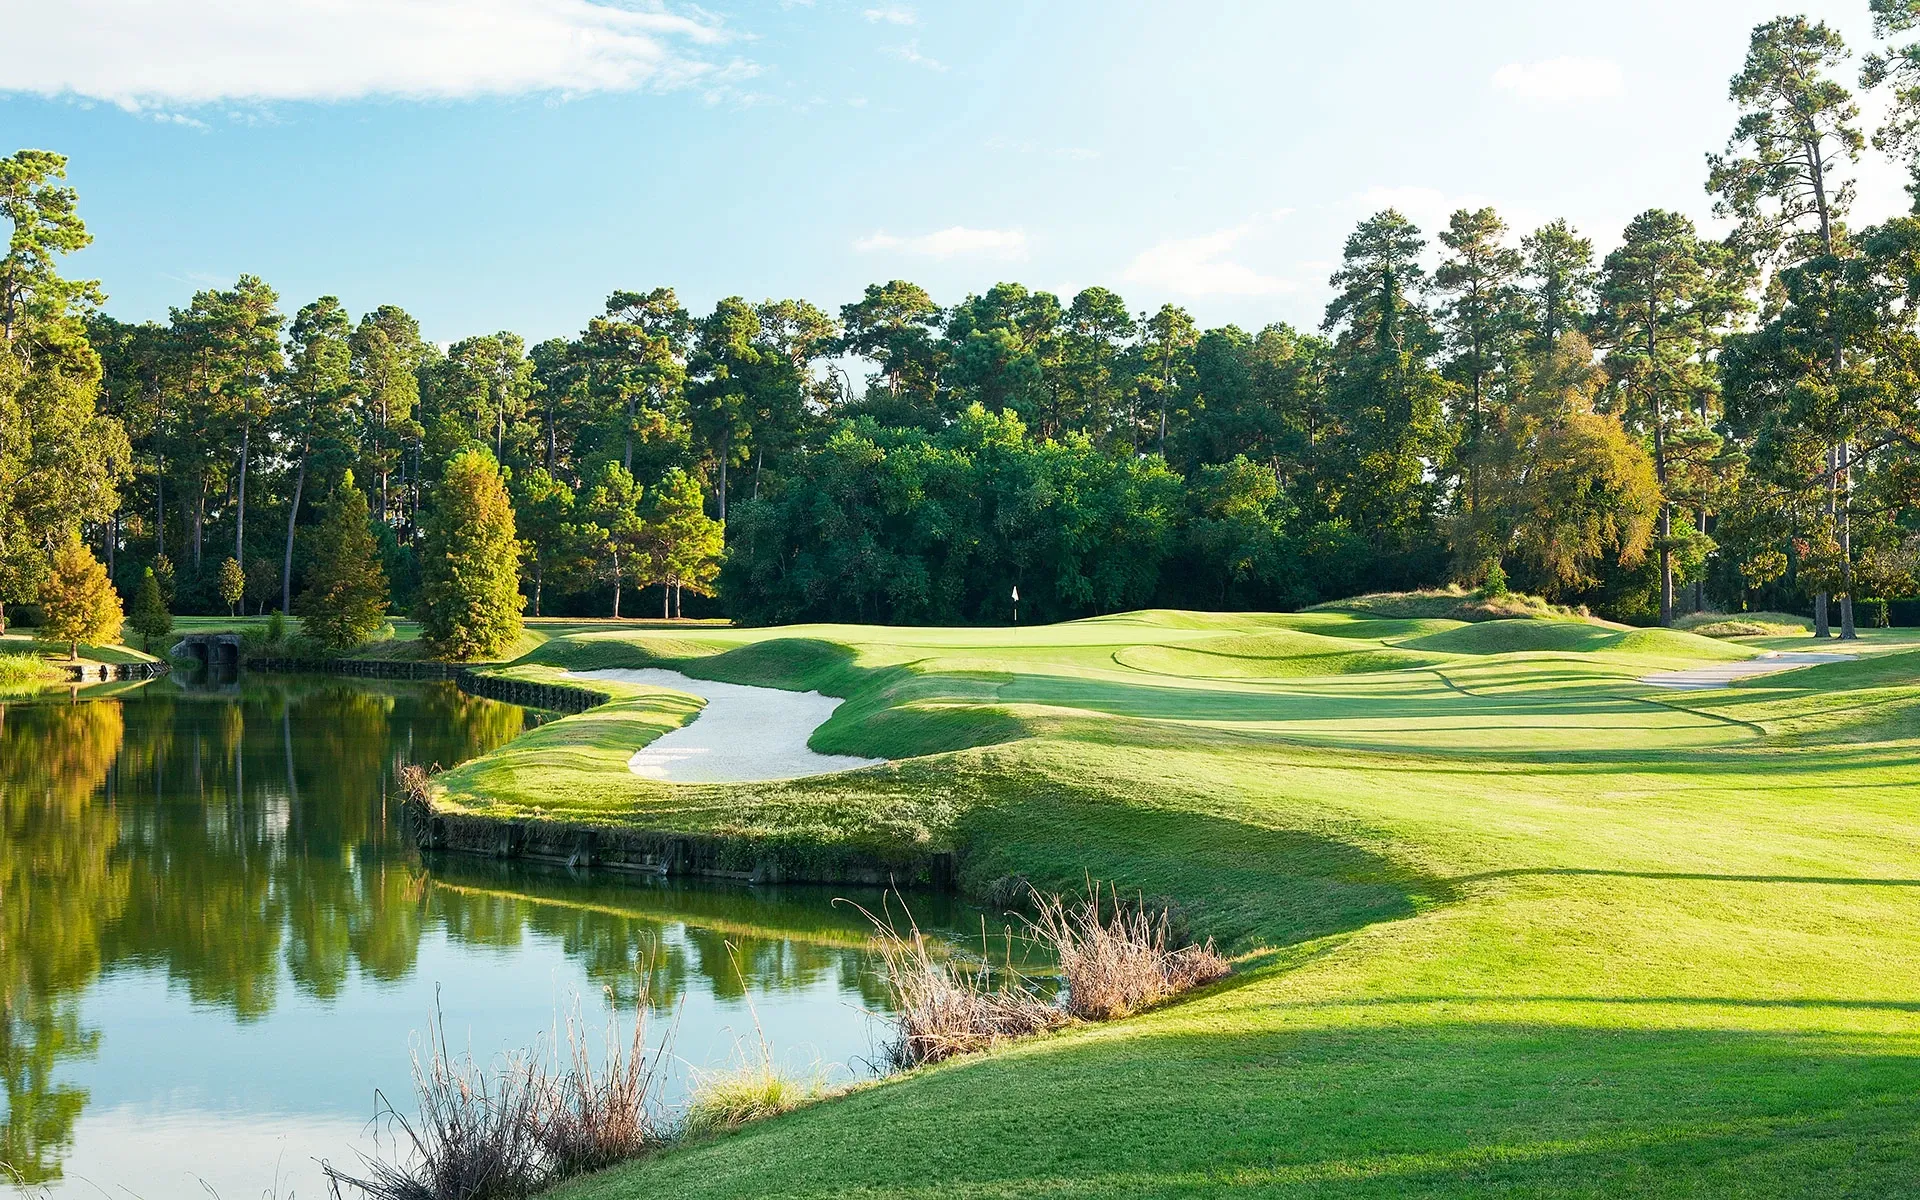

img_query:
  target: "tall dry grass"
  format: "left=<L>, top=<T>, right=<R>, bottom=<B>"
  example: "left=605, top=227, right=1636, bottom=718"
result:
left=324, top=1002, right=548, bottom=1200
left=325, top=990, right=673, bottom=1200
left=851, top=897, right=1067, bottom=1068
left=535, top=993, right=674, bottom=1174
left=1029, top=881, right=1230, bottom=1020
left=857, top=882, right=1229, bottom=1068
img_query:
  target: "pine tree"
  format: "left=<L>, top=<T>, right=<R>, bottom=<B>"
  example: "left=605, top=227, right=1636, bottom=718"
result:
left=419, top=447, right=522, bottom=660
left=42, top=535, right=124, bottom=660
left=217, top=556, right=244, bottom=616
left=128, top=566, right=172, bottom=652
left=297, top=471, right=389, bottom=652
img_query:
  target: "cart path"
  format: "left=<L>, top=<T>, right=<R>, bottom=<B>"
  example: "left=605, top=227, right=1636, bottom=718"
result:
left=1637, top=651, right=1854, bottom=690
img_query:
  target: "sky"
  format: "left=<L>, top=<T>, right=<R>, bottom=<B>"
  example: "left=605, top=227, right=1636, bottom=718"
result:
left=2, top=0, right=1914, bottom=345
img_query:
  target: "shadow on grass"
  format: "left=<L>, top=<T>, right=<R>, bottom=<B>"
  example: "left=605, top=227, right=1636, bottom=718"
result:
left=957, top=798, right=1455, bottom=953
left=571, top=1020, right=1920, bottom=1200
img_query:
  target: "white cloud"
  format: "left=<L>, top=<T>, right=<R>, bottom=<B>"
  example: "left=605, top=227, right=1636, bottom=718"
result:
left=864, top=6, right=916, bottom=25
left=0, top=0, right=732, bottom=110
left=1491, top=56, right=1624, bottom=103
left=855, top=227, right=1028, bottom=260
left=1121, top=218, right=1295, bottom=298
left=882, top=40, right=946, bottom=71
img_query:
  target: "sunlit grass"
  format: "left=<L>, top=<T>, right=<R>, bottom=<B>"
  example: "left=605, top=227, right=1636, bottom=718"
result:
left=410, top=608, right=1920, bottom=1199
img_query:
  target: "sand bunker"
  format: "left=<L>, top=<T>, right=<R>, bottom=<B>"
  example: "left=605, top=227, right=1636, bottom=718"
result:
left=568, top=668, right=886, bottom=783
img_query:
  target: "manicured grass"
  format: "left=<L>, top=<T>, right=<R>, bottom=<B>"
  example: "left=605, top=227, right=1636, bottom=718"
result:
left=0, top=631, right=159, bottom=668
left=426, top=608, right=1920, bottom=1199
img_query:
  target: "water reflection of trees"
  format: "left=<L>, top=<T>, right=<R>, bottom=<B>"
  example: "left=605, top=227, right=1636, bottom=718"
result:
left=0, top=678, right=950, bottom=1185
left=0, top=698, right=127, bottom=1183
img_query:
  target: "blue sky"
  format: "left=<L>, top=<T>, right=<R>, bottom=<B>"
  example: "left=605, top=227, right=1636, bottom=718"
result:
left=3, top=0, right=1909, bottom=343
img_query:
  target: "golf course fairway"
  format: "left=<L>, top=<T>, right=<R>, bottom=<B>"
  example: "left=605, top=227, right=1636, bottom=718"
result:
left=424, top=607, right=1920, bottom=1198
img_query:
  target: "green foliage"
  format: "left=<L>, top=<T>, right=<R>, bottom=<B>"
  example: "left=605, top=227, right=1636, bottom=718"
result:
left=721, top=406, right=1182, bottom=626
left=643, top=467, right=723, bottom=615
left=216, top=556, right=244, bottom=614
left=585, top=460, right=647, bottom=617
left=419, top=447, right=522, bottom=661
left=41, top=535, right=123, bottom=659
left=127, top=566, right=172, bottom=652
left=297, top=472, right=389, bottom=652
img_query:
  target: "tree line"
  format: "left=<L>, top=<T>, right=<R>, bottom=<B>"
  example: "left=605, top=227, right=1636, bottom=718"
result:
left=9, top=9, right=1920, bottom=646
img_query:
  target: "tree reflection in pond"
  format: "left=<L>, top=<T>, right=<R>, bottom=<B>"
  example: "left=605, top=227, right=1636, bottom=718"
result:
left=0, top=676, right=965, bottom=1194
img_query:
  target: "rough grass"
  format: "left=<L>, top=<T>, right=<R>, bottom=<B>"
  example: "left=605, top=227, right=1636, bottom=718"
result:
left=409, top=607, right=1920, bottom=1200
left=682, top=1059, right=826, bottom=1139
left=1304, top=585, right=1591, bottom=623
left=0, top=649, right=62, bottom=687
left=1677, top=610, right=1816, bottom=638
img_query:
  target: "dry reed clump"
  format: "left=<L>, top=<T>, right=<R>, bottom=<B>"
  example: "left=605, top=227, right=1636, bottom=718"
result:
left=1028, top=881, right=1230, bottom=1021
left=397, top=762, right=434, bottom=805
left=856, top=882, right=1230, bottom=1068
left=324, top=990, right=672, bottom=1200
left=535, top=994, right=674, bottom=1175
left=851, top=899, right=1067, bottom=1069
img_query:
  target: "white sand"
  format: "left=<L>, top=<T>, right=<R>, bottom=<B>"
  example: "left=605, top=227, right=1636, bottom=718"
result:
left=568, top=668, right=886, bottom=783
left=1638, top=651, right=1853, bottom=690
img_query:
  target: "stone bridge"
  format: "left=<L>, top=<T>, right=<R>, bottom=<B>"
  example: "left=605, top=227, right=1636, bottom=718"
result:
left=170, top=632, right=244, bottom=666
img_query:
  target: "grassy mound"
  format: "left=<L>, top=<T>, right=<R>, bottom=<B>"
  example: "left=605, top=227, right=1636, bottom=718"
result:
left=1402, top=617, right=1754, bottom=662
left=1305, top=585, right=1588, bottom=623
left=1676, top=610, right=1815, bottom=638
left=1116, top=629, right=1449, bottom=678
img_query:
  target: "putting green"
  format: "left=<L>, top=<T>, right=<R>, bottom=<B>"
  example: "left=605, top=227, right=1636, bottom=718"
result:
left=430, top=610, right=1920, bottom=1199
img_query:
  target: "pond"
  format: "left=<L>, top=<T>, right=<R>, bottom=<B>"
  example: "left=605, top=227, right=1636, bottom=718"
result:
left=1, top=672, right=977, bottom=1197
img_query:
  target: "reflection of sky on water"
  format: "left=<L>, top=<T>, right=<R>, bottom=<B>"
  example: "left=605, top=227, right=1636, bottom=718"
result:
left=0, top=676, right=987, bottom=1199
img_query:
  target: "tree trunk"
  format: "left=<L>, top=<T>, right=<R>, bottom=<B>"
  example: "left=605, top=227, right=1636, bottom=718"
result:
left=674, top=581, right=683, bottom=619
left=663, top=580, right=670, bottom=619
left=611, top=549, right=622, bottom=618
left=1648, top=333, right=1672, bottom=627
left=753, top=444, right=764, bottom=501
left=533, top=558, right=544, bottom=618
left=235, top=417, right=250, bottom=562
left=623, top=395, right=635, bottom=472
left=155, top=450, right=166, bottom=558
left=1815, top=448, right=1834, bottom=638
left=193, top=479, right=206, bottom=571
left=282, top=453, right=306, bottom=614
left=1839, top=440, right=1856, bottom=639
left=719, top=431, right=730, bottom=522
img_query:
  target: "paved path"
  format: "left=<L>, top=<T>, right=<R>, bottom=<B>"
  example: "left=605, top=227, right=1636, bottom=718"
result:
left=570, top=667, right=886, bottom=783
left=1638, top=651, right=1854, bottom=690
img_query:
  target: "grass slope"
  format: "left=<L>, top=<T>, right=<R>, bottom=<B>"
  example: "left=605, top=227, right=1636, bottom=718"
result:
left=426, top=609, right=1920, bottom=1199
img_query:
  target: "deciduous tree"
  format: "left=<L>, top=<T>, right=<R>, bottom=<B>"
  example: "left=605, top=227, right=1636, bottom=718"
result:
left=419, top=448, right=522, bottom=660
left=41, top=535, right=122, bottom=660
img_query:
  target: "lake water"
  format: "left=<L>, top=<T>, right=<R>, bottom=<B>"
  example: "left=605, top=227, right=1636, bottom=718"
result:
left=1, top=672, right=971, bottom=1198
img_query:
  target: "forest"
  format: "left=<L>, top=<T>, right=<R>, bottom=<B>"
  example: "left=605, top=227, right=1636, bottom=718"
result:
left=10, top=13, right=1920, bottom=639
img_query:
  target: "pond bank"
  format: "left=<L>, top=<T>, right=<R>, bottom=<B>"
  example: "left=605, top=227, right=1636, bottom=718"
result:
left=407, top=663, right=952, bottom=889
